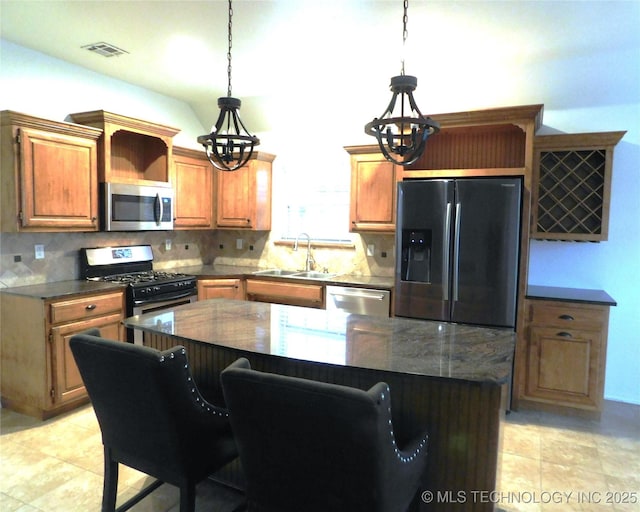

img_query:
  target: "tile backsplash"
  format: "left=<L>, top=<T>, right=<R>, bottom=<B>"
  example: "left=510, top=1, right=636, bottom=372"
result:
left=0, top=231, right=394, bottom=289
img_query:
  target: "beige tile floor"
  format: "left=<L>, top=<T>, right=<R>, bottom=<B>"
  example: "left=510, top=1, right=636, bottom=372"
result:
left=1, top=400, right=638, bottom=511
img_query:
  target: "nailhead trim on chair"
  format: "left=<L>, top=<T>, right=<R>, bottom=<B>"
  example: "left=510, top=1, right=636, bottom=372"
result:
left=158, top=348, right=229, bottom=418
left=382, top=384, right=427, bottom=463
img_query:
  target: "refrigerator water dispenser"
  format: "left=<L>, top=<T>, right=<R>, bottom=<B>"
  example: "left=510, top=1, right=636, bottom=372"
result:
left=401, top=229, right=432, bottom=283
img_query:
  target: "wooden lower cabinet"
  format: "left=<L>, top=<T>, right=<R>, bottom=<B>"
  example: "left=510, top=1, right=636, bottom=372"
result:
left=245, top=279, right=324, bottom=309
left=197, top=278, right=244, bottom=300
left=0, top=289, right=125, bottom=419
left=520, top=299, right=609, bottom=417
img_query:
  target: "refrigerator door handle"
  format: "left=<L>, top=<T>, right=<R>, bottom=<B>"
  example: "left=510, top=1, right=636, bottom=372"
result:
left=443, top=202, right=452, bottom=301
left=453, top=202, right=462, bottom=302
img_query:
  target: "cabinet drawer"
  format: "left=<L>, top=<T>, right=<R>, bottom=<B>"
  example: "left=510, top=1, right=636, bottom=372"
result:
left=528, top=302, right=606, bottom=329
left=49, top=291, right=124, bottom=324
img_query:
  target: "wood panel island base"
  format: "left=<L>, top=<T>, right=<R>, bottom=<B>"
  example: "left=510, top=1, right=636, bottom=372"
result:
left=124, top=299, right=516, bottom=512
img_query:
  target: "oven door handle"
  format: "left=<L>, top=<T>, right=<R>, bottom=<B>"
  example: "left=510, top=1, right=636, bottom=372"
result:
left=132, top=290, right=196, bottom=306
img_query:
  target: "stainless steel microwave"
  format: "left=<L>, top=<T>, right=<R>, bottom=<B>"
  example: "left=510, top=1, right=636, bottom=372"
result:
left=102, top=182, right=173, bottom=231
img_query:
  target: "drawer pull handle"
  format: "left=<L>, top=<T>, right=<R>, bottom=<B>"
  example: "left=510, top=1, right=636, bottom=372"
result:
left=557, top=331, right=573, bottom=338
left=85, top=304, right=97, bottom=311
left=559, top=314, right=574, bottom=321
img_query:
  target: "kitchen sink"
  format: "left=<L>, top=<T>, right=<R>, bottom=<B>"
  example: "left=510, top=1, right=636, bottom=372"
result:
left=290, top=271, right=338, bottom=280
left=252, top=269, right=338, bottom=280
left=252, top=269, right=300, bottom=277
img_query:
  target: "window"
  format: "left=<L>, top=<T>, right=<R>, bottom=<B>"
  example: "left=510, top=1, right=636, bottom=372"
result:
left=276, top=155, right=353, bottom=243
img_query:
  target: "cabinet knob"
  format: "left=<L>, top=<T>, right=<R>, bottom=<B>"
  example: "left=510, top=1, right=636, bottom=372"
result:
left=557, top=331, right=573, bottom=338
left=559, top=314, right=574, bottom=321
left=85, top=304, right=97, bottom=311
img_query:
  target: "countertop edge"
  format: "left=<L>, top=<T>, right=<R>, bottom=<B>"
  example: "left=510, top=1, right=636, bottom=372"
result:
left=526, top=284, right=616, bottom=306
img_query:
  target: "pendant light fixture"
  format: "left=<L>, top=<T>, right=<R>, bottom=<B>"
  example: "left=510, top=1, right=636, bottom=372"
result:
left=365, top=0, right=439, bottom=166
left=197, top=0, right=259, bottom=171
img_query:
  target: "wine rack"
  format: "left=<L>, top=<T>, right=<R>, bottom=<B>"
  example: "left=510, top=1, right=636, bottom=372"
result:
left=532, top=132, right=625, bottom=241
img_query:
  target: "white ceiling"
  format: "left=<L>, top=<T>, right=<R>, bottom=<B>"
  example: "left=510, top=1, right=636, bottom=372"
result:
left=1, top=1, right=639, bottom=132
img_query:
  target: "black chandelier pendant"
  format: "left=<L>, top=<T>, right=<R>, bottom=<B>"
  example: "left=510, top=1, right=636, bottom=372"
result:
left=197, top=0, right=259, bottom=171
left=365, top=0, right=439, bottom=166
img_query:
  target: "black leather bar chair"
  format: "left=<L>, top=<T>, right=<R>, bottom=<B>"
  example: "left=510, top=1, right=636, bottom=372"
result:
left=221, top=357, right=429, bottom=512
left=70, top=330, right=238, bottom=512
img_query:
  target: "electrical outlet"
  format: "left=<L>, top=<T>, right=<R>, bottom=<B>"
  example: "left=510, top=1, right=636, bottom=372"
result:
left=14, top=255, right=22, bottom=263
left=366, top=244, right=375, bottom=256
left=34, top=244, right=45, bottom=259
left=236, top=238, right=244, bottom=250
left=165, top=239, right=172, bottom=251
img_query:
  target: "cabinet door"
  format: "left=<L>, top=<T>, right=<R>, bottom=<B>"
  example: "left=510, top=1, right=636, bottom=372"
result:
left=349, top=154, right=398, bottom=232
left=173, top=150, right=214, bottom=229
left=216, top=164, right=254, bottom=228
left=18, top=127, right=98, bottom=230
left=198, top=279, right=244, bottom=300
left=526, top=326, right=602, bottom=409
left=50, top=313, right=124, bottom=406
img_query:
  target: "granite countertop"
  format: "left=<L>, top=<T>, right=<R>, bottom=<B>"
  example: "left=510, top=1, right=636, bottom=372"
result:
left=0, top=280, right=126, bottom=300
left=124, top=298, right=516, bottom=384
left=0, top=266, right=393, bottom=300
left=176, top=264, right=395, bottom=289
left=526, top=285, right=616, bottom=306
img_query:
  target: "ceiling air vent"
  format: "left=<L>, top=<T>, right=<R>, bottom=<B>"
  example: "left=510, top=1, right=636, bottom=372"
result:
left=82, top=42, right=129, bottom=57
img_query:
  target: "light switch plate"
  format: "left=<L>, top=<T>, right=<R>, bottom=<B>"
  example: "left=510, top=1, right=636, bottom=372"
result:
left=366, top=244, right=375, bottom=256
left=165, top=239, right=172, bottom=251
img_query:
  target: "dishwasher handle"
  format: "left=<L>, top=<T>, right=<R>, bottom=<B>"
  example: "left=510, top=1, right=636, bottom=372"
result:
left=330, top=290, right=388, bottom=301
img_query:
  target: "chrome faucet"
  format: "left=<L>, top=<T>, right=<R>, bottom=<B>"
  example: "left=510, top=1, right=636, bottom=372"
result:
left=293, top=232, right=314, bottom=272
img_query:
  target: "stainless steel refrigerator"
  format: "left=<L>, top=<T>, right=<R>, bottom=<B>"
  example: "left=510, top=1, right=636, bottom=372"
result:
left=395, top=178, right=522, bottom=328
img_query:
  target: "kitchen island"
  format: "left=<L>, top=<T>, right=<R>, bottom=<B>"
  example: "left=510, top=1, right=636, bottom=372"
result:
left=124, top=299, right=516, bottom=511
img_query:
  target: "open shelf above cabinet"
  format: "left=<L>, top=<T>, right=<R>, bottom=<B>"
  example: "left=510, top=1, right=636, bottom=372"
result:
left=404, top=124, right=527, bottom=170
left=69, top=110, right=180, bottom=184
left=400, top=104, right=543, bottom=178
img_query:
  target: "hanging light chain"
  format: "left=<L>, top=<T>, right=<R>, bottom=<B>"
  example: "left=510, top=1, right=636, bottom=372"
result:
left=197, top=0, right=259, bottom=171
left=227, top=0, right=233, bottom=97
left=401, top=0, right=408, bottom=75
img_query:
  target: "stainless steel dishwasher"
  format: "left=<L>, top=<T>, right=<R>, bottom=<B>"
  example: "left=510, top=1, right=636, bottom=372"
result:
left=325, top=286, right=391, bottom=318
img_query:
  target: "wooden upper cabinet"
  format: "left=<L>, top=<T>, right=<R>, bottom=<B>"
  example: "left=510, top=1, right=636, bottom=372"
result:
left=0, top=111, right=102, bottom=232
left=69, top=110, right=179, bottom=184
left=531, top=131, right=625, bottom=242
left=171, top=146, right=214, bottom=229
left=345, top=146, right=399, bottom=233
left=216, top=152, right=275, bottom=230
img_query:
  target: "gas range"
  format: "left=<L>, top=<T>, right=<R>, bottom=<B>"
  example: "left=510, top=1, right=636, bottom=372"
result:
left=87, top=269, right=197, bottom=300
left=80, top=245, right=198, bottom=342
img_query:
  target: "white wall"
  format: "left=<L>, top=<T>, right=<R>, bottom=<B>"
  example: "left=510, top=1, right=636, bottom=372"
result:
left=0, top=40, right=204, bottom=148
left=1, top=36, right=639, bottom=404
